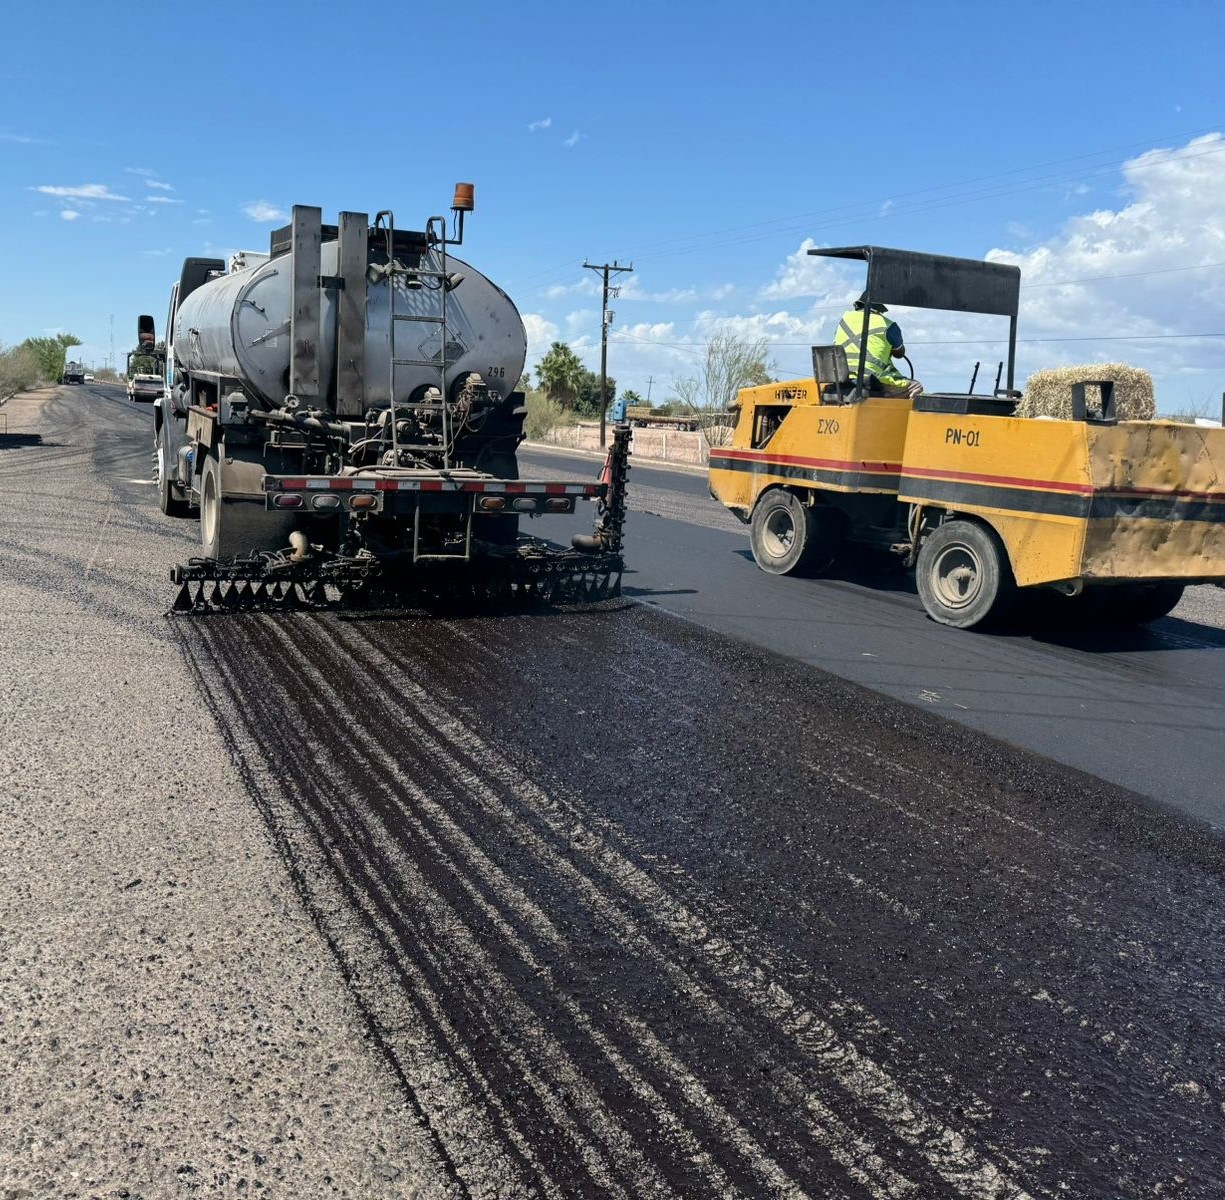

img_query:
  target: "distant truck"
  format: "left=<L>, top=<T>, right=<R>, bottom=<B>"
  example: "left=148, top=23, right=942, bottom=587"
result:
left=126, top=340, right=165, bottom=402
left=63, top=360, right=85, bottom=385
left=625, top=404, right=701, bottom=432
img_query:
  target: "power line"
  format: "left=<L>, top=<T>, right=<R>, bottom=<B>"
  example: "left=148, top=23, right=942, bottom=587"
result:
left=631, top=140, right=1225, bottom=267
left=618, top=122, right=1225, bottom=263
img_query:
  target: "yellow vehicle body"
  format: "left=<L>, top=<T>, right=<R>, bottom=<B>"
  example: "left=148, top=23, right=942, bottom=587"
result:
left=712, top=244, right=1225, bottom=626
left=897, top=409, right=1225, bottom=588
left=709, top=382, right=909, bottom=514
left=709, top=377, right=1225, bottom=619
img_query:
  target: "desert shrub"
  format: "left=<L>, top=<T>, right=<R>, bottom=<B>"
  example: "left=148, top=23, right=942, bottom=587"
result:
left=523, top=389, right=577, bottom=440
left=0, top=342, right=44, bottom=397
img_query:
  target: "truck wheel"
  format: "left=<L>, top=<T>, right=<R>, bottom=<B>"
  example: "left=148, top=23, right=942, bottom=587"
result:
left=750, top=490, right=814, bottom=575
left=916, top=519, right=1014, bottom=629
left=156, top=423, right=191, bottom=518
left=200, top=453, right=295, bottom=560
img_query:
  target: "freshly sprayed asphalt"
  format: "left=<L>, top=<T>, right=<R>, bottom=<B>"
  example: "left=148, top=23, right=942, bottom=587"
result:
left=179, top=601, right=1225, bottom=1199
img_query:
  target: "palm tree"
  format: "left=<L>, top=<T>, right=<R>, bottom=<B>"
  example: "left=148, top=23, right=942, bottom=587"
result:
left=535, top=342, right=585, bottom=409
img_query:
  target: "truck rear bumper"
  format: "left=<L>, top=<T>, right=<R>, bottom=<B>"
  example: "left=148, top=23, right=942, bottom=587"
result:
left=263, top=472, right=603, bottom=517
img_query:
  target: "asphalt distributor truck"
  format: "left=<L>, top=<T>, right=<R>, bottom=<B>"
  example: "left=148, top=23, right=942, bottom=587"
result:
left=150, top=186, right=627, bottom=612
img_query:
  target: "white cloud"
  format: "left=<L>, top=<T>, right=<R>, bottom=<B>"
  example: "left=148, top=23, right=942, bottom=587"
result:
left=620, top=278, right=700, bottom=304
left=2, top=132, right=46, bottom=144
left=141, top=247, right=173, bottom=257
left=192, top=217, right=212, bottom=225
left=564, top=131, right=582, bottom=149
left=528, top=133, right=1225, bottom=405
left=146, top=195, right=183, bottom=204
left=544, top=279, right=599, bottom=300
left=125, top=167, right=155, bottom=177
left=986, top=134, right=1225, bottom=371
left=758, top=238, right=861, bottom=303
left=35, top=183, right=128, bottom=201
left=737, top=132, right=1225, bottom=395
left=528, top=117, right=552, bottom=133
left=147, top=180, right=175, bottom=191
left=60, top=210, right=80, bottom=221
left=563, top=309, right=599, bottom=344
left=242, top=200, right=287, bottom=222
left=521, top=312, right=561, bottom=374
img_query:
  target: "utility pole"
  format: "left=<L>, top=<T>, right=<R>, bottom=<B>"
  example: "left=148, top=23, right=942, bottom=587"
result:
left=583, top=258, right=633, bottom=447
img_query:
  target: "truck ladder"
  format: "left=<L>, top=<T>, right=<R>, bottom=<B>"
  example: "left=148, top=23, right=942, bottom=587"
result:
left=374, top=210, right=469, bottom=562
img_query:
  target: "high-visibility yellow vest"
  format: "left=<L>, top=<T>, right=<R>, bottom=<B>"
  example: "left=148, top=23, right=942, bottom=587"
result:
left=833, top=307, right=907, bottom=388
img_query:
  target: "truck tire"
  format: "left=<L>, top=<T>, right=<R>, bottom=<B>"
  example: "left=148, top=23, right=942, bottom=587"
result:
left=750, top=490, right=815, bottom=575
left=200, top=453, right=295, bottom=560
left=916, top=519, right=1014, bottom=629
left=156, top=421, right=191, bottom=518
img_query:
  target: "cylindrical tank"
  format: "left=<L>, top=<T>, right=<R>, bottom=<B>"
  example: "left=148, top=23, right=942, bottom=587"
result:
left=172, top=242, right=526, bottom=409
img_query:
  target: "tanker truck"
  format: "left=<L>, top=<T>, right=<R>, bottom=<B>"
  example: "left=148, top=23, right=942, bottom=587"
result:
left=152, top=187, right=627, bottom=611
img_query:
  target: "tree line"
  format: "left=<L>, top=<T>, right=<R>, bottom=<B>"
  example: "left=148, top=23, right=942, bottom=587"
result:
left=530, top=332, right=774, bottom=419
left=0, top=332, right=84, bottom=398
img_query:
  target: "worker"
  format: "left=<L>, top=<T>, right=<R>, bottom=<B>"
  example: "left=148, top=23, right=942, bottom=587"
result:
left=834, top=294, right=923, bottom=399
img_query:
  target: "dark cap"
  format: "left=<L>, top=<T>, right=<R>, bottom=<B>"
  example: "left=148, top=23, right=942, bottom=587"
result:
left=854, top=291, right=888, bottom=313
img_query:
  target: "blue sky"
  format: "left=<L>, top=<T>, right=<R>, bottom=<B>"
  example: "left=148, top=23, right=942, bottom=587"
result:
left=4, top=0, right=1225, bottom=412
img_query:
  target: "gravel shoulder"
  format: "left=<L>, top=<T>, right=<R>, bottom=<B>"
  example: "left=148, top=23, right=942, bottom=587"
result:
left=0, top=388, right=453, bottom=1198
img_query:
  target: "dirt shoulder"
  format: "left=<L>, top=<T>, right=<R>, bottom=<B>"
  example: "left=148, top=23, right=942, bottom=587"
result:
left=0, top=387, right=453, bottom=1197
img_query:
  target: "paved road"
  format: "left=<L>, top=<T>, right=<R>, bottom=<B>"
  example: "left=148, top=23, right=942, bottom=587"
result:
left=3, top=389, right=1224, bottom=1198
left=521, top=444, right=1225, bottom=830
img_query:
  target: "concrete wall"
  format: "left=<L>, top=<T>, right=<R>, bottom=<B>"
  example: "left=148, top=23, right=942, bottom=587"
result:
left=539, top=422, right=712, bottom=467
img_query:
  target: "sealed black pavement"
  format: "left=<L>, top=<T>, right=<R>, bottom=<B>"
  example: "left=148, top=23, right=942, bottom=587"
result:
left=179, top=602, right=1225, bottom=1200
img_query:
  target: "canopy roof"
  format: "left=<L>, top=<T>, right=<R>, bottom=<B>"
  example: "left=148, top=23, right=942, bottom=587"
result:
left=809, top=246, right=1021, bottom=318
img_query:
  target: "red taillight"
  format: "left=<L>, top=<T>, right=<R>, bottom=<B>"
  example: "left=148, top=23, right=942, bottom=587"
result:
left=272, top=493, right=304, bottom=509
left=478, top=495, right=507, bottom=511
left=544, top=497, right=573, bottom=512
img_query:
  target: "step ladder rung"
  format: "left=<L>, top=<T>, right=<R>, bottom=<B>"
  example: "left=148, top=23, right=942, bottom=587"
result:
left=392, top=357, right=447, bottom=368
left=390, top=267, right=448, bottom=280
left=393, top=314, right=444, bottom=324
